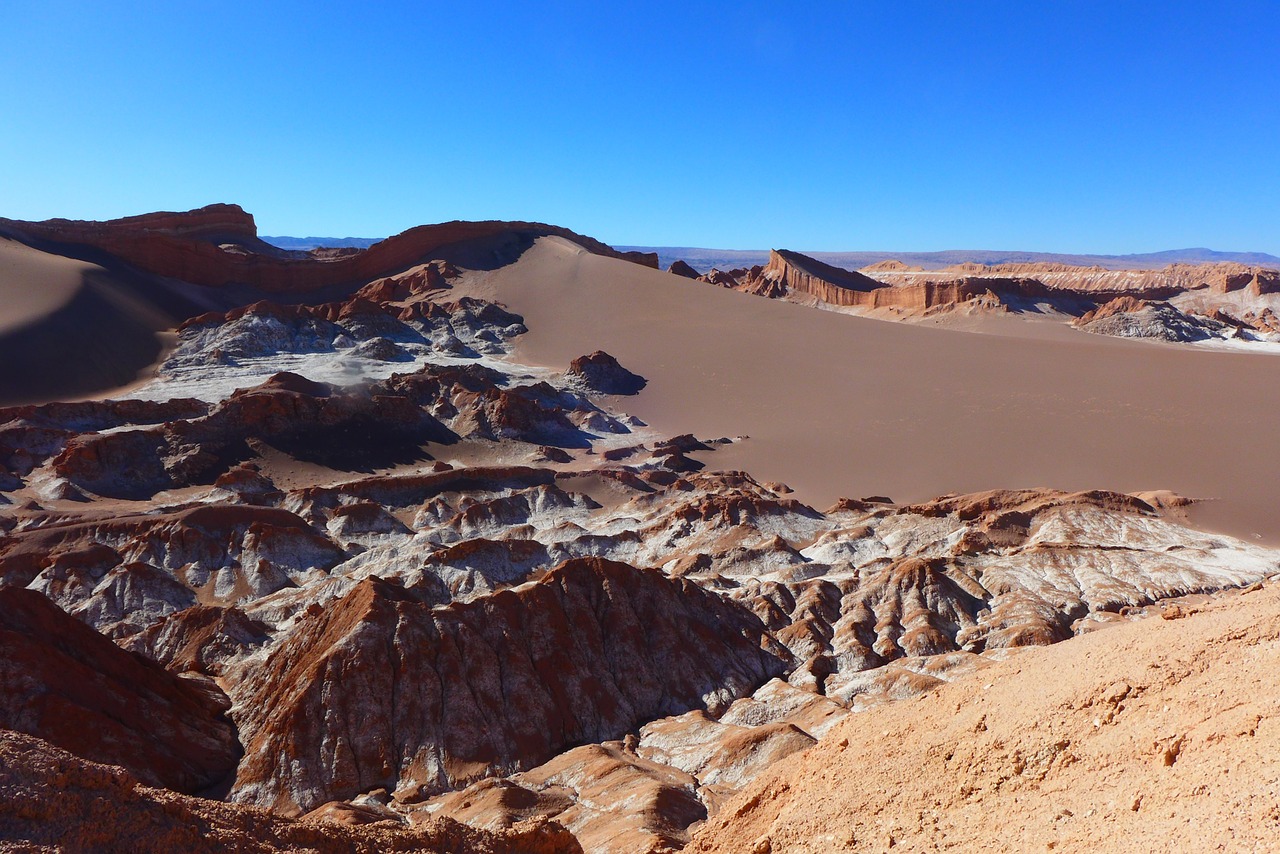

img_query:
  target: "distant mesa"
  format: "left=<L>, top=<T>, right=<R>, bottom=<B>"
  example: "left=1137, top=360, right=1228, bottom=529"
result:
left=859, top=259, right=923, bottom=272
left=620, top=244, right=1280, bottom=273
left=696, top=246, right=1280, bottom=332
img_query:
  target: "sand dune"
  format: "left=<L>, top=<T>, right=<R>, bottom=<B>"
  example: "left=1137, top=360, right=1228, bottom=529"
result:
left=0, top=238, right=221, bottom=405
left=0, top=237, right=90, bottom=335
left=460, top=237, right=1280, bottom=543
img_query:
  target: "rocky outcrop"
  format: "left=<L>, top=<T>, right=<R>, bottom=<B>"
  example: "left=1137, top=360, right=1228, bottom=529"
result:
left=762, top=249, right=882, bottom=301
left=229, top=557, right=791, bottom=814
left=0, top=731, right=581, bottom=854
left=1073, top=296, right=1230, bottom=342
left=50, top=372, right=454, bottom=497
left=0, top=397, right=209, bottom=479
left=667, top=259, right=701, bottom=278
left=703, top=250, right=1280, bottom=323
left=565, top=351, right=647, bottom=395
left=121, top=604, right=271, bottom=676
left=0, top=504, right=345, bottom=618
left=859, top=259, right=922, bottom=272
left=619, top=250, right=660, bottom=269
left=700, top=265, right=788, bottom=299
left=736, top=487, right=1279, bottom=700
left=0, top=587, right=239, bottom=793
left=428, top=741, right=707, bottom=853
left=356, top=259, right=460, bottom=301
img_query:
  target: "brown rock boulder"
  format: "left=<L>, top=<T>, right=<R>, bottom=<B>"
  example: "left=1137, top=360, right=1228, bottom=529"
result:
left=667, top=259, right=701, bottom=278
left=566, top=351, right=647, bottom=395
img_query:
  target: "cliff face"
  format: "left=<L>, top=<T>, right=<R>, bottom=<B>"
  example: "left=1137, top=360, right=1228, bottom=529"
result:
left=723, top=249, right=1280, bottom=314
left=764, top=249, right=881, bottom=297
left=754, top=249, right=1018, bottom=309
left=0, top=205, right=656, bottom=292
left=874, top=260, right=1280, bottom=301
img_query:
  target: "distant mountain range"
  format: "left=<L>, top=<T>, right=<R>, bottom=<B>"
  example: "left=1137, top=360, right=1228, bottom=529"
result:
left=262, top=236, right=1280, bottom=273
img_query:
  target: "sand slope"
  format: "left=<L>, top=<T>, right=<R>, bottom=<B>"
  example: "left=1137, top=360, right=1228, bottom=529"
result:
left=0, top=238, right=211, bottom=405
left=687, top=581, right=1280, bottom=853
left=458, top=237, right=1280, bottom=543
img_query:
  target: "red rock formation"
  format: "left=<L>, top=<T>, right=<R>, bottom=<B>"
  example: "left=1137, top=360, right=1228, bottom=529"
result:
left=0, top=587, right=239, bottom=793
left=697, top=268, right=749, bottom=287
left=0, top=205, right=655, bottom=292
left=50, top=372, right=454, bottom=497
left=900, top=487, right=1155, bottom=524
left=717, top=250, right=1264, bottom=313
left=700, top=265, right=788, bottom=299
left=428, top=741, right=708, bottom=852
left=859, top=259, right=923, bottom=272
left=0, top=731, right=581, bottom=853
left=0, top=397, right=208, bottom=430
left=291, top=465, right=556, bottom=517
left=1075, top=295, right=1152, bottom=324
left=619, top=250, right=660, bottom=268
left=0, top=504, right=344, bottom=605
left=763, top=249, right=882, bottom=299
left=1070, top=297, right=1227, bottom=342
left=229, top=557, right=791, bottom=814
left=121, top=604, right=271, bottom=676
left=356, top=259, right=460, bottom=302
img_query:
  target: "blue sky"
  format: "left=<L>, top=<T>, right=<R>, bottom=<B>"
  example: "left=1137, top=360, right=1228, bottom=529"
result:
left=2, top=2, right=1277, bottom=252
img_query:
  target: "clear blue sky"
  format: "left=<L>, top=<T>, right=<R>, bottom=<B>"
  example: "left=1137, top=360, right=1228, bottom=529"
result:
left=2, top=1, right=1277, bottom=252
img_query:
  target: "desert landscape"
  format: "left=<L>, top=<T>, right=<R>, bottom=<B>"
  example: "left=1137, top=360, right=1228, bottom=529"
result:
left=1, top=205, right=1279, bottom=852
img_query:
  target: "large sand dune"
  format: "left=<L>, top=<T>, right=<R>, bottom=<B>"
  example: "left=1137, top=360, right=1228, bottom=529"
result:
left=0, top=238, right=218, bottom=404
left=462, top=237, right=1280, bottom=543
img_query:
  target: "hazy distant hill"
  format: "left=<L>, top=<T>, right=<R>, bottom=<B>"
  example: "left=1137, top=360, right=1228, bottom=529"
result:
left=261, top=236, right=382, bottom=251
left=617, top=246, right=1280, bottom=273
left=263, top=236, right=1280, bottom=273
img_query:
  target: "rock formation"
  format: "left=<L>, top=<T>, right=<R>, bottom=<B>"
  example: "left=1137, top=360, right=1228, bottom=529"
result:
left=688, top=580, right=1280, bottom=853
left=229, top=558, right=790, bottom=814
left=697, top=249, right=1280, bottom=346
left=565, top=350, right=647, bottom=395
left=1073, top=295, right=1232, bottom=342
left=0, top=204, right=657, bottom=291
left=667, top=259, right=701, bottom=278
left=0, top=731, right=580, bottom=853
left=0, top=587, right=239, bottom=793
